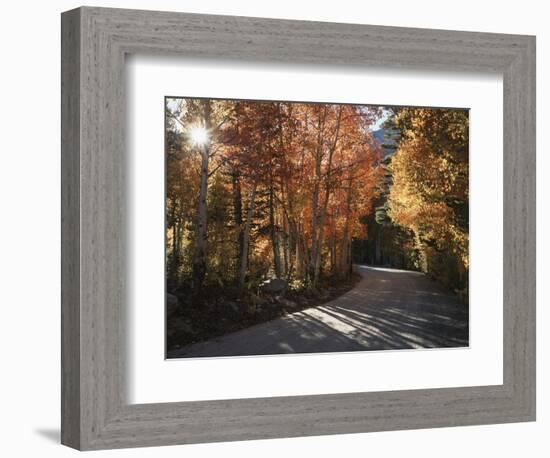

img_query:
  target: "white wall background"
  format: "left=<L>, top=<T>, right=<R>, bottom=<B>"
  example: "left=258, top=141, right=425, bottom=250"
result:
left=0, top=1, right=546, bottom=456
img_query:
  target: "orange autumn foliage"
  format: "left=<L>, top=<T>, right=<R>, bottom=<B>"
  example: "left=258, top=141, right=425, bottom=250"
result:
left=166, top=98, right=382, bottom=289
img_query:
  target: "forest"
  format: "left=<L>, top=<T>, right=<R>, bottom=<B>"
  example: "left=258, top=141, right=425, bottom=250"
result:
left=165, top=98, right=469, bottom=351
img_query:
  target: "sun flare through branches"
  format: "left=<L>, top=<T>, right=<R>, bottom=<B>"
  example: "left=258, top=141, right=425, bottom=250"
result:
left=189, top=126, right=209, bottom=146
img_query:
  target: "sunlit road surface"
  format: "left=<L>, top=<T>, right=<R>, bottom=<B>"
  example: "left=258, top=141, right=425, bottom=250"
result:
left=167, top=265, right=469, bottom=359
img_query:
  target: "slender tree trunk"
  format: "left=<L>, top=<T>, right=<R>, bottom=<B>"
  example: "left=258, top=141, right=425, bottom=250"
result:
left=280, top=187, right=302, bottom=282
left=192, top=100, right=212, bottom=293
left=168, top=202, right=179, bottom=281
left=282, top=210, right=289, bottom=279
left=340, top=176, right=354, bottom=278
left=329, top=230, right=337, bottom=275
left=347, top=236, right=353, bottom=276
left=239, top=184, right=257, bottom=288
left=295, top=222, right=303, bottom=279
left=290, top=217, right=309, bottom=283
left=231, top=170, right=244, bottom=281
left=269, top=181, right=282, bottom=278
left=175, top=215, right=182, bottom=269
left=341, top=234, right=351, bottom=277
left=312, top=107, right=342, bottom=286
left=276, top=103, right=290, bottom=280
left=309, top=110, right=325, bottom=284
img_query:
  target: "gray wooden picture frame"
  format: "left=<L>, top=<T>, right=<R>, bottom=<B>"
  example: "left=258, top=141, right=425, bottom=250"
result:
left=61, top=6, right=536, bottom=451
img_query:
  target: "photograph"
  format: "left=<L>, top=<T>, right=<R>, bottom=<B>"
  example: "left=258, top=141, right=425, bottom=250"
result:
left=165, top=97, right=470, bottom=358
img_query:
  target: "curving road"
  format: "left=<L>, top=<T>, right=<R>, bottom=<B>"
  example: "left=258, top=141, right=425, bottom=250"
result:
left=168, top=265, right=469, bottom=358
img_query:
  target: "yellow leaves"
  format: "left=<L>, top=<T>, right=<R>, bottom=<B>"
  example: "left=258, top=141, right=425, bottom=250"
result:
left=388, top=107, right=469, bottom=276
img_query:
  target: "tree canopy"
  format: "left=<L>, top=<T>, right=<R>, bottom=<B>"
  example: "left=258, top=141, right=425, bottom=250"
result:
left=166, top=98, right=383, bottom=298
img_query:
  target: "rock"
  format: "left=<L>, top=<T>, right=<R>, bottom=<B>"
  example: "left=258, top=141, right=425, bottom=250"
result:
left=279, top=298, right=298, bottom=309
left=249, top=292, right=265, bottom=306
left=260, top=278, right=288, bottom=295
left=166, top=293, right=179, bottom=317
left=224, top=301, right=242, bottom=318
left=308, top=287, right=320, bottom=298
left=169, top=317, right=194, bottom=335
left=456, top=287, right=468, bottom=304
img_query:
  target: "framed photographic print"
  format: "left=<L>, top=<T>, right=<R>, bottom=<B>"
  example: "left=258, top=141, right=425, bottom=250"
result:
left=61, top=6, right=536, bottom=450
